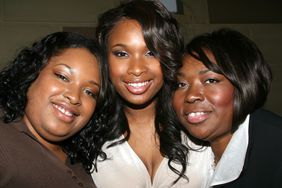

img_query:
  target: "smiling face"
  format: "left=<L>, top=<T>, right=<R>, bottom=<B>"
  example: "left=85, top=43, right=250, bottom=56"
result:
left=173, top=53, right=234, bottom=145
left=107, top=19, right=163, bottom=107
left=23, top=48, right=100, bottom=144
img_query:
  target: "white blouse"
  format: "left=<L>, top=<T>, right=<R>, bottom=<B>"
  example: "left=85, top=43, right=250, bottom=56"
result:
left=207, top=115, right=250, bottom=187
left=91, top=115, right=250, bottom=188
left=91, top=133, right=212, bottom=188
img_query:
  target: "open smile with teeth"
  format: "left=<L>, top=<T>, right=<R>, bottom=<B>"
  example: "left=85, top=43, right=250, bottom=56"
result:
left=188, top=111, right=208, bottom=117
left=127, top=81, right=149, bottom=88
left=53, top=104, right=74, bottom=117
left=186, top=111, right=210, bottom=124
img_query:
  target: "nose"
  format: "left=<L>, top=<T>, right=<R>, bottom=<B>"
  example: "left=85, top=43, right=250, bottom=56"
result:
left=63, top=85, right=81, bottom=105
left=127, top=56, right=147, bottom=76
left=184, top=83, right=204, bottom=103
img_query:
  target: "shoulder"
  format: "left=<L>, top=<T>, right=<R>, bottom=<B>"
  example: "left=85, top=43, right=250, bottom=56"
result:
left=0, top=121, right=18, bottom=139
left=251, top=108, right=282, bottom=121
left=0, top=122, right=21, bottom=180
left=248, top=109, right=282, bottom=152
left=0, top=121, right=31, bottom=159
left=241, top=109, right=282, bottom=184
left=0, top=121, right=24, bottom=156
left=249, top=108, right=282, bottom=130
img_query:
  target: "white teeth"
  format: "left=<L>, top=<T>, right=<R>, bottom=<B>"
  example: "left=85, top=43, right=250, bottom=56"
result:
left=54, top=104, right=73, bottom=117
left=189, top=112, right=206, bottom=117
left=128, top=81, right=149, bottom=88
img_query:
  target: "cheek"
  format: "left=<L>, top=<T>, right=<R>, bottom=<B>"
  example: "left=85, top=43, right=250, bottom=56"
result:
left=26, top=80, right=45, bottom=105
left=108, top=62, right=126, bottom=80
left=88, top=102, right=96, bottom=116
left=209, top=87, right=234, bottom=117
left=82, top=99, right=96, bottom=118
left=25, top=87, right=45, bottom=126
left=28, top=74, right=60, bottom=96
left=172, top=92, right=184, bottom=114
left=109, top=68, right=120, bottom=80
left=150, top=64, right=164, bottom=89
left=150, top=62, right=162, bottom=75
left=75, top=100, right=96, bottom=131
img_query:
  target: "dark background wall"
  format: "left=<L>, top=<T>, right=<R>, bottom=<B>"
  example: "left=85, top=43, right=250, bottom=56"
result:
left=0, top=0, right=281, bottom=115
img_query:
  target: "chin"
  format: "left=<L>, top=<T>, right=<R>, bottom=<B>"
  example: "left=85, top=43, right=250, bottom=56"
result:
left=47, top=131, right=73, bottom=141
left=187, top=127, right=209, bottom=140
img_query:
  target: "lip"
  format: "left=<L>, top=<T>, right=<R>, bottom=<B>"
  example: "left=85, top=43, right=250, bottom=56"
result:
left=184, top=110, right=211, bottom=124
left=124, top=80, right=152, bottom=95
left=52, top=102, right=79, bottom=123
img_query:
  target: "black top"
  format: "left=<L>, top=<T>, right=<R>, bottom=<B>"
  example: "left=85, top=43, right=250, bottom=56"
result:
left=215, top=109, right=282, bottom=188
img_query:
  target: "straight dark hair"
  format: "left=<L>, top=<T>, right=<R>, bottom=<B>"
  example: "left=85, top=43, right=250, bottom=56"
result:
left=185, top=28, right=272, bottom=130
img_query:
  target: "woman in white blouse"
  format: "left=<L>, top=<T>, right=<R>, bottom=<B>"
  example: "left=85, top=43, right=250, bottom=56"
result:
left=89, top=1, right=206, bottom=187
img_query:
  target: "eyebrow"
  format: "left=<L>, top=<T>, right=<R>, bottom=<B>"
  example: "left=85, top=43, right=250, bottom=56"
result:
left=54, top=63, right=72, bottom=73
left=199, top=69, right=211, bottom=74
left=175, top=71, right=185, bottom=77
left=176, top=69, right=211, bottom=77
left=89, top=80, right=100, bottom=89
left=111, top=43, right=127, bottom=48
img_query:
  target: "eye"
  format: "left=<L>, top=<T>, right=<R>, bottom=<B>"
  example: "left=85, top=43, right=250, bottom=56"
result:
left=55, top=73, right=69, bottom=82
left=84, top=88, right=98, bottom=100
left=112, top=50, right=128, bottom=57
left=176, top=82, right=188, bottom=89
left=145, top=51, right=155, bottom=57
left=205, top=78, right=219, bottom=84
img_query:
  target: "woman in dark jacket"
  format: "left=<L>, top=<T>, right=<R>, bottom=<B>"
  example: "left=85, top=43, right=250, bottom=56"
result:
left=173, top=28, right=282, bottom=187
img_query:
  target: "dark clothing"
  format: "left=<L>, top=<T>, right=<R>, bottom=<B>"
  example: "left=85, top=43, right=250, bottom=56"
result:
left=0, top=120, right=96, bottom=188
left=215, top=109, right=282, bottom=188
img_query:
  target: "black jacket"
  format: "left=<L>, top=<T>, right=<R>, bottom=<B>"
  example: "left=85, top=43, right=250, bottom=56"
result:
left=215, top=109, right=282, bottom=188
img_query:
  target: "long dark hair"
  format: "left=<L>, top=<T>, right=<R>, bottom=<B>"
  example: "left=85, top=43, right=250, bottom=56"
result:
left=93, top=0, right=188, bottom=183
left=0, top=31, right=107, bottom=173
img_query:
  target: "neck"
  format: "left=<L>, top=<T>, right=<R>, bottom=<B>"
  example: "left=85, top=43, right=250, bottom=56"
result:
left=124, top=99, right=157, bottom=130
left=23, top=116, right=67, bottom=162
left=43, top=141, right=67, bottom=162
left=210, top=133, right=233, bottom=164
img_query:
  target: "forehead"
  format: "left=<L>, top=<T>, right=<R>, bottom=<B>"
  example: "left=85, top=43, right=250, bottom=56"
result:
left=179, top=49, right=219, bottom=72
left=108, top=19, right=143, bottom=42
left=45, top=48, right=100, bottom=79
left=48, top=48, right=96, bottom=65
left=180, top=54, right=207, bottom=71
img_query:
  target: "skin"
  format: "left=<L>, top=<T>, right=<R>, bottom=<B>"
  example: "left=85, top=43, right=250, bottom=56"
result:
left=23, top=48, right=100, bottom=161
left=108, top=19, right=163, bottom=107
left=173, top=53, right=234, bottom=163
left=107, top=19, right=164, bottom=180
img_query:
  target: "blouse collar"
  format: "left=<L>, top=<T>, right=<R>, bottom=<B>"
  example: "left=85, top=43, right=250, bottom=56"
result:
left=209, top=115, right=250, bottom=186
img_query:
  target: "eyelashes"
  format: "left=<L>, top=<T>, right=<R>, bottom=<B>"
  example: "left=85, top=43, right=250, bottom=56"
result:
left=145, top=51, right=155, bottom=57
left=54, top=72, right=98, bottom=100
left=112, top=50, right=128, bottom=57
left=112, top=50, right=155, bottom=57
left=55, top=73, right=69, bottom=82
left=84, top=88, right=98, bottom=100
left=175, top=78, right=220, bottom=89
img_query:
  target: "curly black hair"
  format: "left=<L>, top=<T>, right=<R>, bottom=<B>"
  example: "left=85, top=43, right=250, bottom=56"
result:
left=0, top=31, right=108, bottom=173
left=92, top=0, right=188, bottom=183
